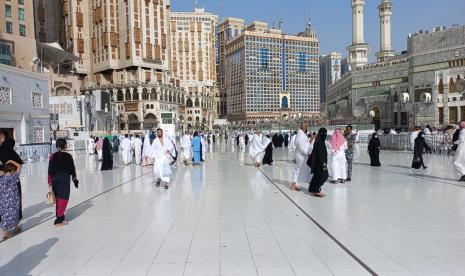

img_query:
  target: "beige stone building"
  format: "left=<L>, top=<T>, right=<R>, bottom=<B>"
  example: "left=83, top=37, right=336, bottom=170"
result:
left=37, top=0, right=187, bottom=132
left=0, top=0, right=37, bottom=71
left=170, top=8, right=217, bottom=129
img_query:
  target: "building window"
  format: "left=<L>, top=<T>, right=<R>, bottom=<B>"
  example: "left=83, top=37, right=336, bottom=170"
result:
left=0, top=41, right=13, bottom=65
left=19, top=24, right=26, bottom=36
left=32, top=91, right=43, bottom=109
left=0, top=86, right=12, bottom=104
left=6, top=22, right=13, bottom=34
left=5, top=5, right=11, bottom=17
left=18, top=8, right=25, bottom=21
left=33, top=126, right=45, bottom=143
left=18, top=0, right=24, bottom=5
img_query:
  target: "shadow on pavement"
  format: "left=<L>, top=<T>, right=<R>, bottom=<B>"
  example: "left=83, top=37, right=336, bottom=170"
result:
left=0, top=238, right=58, bottom=276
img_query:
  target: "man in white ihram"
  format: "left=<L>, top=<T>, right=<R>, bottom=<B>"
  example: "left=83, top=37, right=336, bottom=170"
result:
left=249, top=129, right=266, bottom=167
left=181, top=132, right=191, bottom=165
left=120, top=134, right=132, bottom=165
left=290, top=121, right=314, bottom=191
left=132, top=134, right=143, bottom=165
left=149, top=128, right=175, bottom=189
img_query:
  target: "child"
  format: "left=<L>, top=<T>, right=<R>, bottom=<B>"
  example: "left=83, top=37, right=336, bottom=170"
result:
left=0, top=162, right=21, bottom=239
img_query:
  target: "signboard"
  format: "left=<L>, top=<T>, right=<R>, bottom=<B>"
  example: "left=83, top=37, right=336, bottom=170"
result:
left=214, top=119, right=228, bottom=126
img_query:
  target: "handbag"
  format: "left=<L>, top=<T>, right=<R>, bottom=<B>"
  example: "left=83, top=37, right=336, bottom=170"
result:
left=46, top=187, right=55, bottom=205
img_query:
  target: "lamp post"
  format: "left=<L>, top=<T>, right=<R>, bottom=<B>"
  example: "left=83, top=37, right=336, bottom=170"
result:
left=50, top=113, right=59, bottom=152
left=104, top=103, right=109, bottom=132
left=74, top=95, right=83, bottom=129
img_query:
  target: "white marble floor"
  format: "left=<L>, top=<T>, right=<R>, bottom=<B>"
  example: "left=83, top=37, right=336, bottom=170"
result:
left=0, top=143, right=464, bottom=276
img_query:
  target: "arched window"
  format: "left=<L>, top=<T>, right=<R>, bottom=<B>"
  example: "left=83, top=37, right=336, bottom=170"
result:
left=125, top=89, right=131, bottom=101
left=186, top=98, right=193, bottom=107
left=151, top=88, right=157, bottom=100
left=117, top=90, right=124, bottom=101
left=281, top=96, right=289, bottom=109
left=55, top=86, right=71, bottom=96
left=142, top=88, right=149, bottom=100
left=133, top=88, right=140, bottom=101
left=128, top=114, right=139, bottom=130
left=144, top=113, right=158, bottom=130
left=438, top=79, right=444, bottom=94
left=195, top=98, right=200, bottom=107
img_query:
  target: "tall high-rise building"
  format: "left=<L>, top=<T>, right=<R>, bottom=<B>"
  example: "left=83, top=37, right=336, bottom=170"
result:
left=225, top=21, right=320, bottom=122
left=376, top=0, right=395, bottom=62
left=170, top=8, right=218, bottom=128
left=319, top=52, right=342, bottom=105
left=216, top=17, right=244, bottom=118
left=347, top=0, right=369, bottom=69
left=0, top=0, right=37, bottom=71
left=33, top=0, right=65, bottom=44
left=36, top=0, right=188, bottom=132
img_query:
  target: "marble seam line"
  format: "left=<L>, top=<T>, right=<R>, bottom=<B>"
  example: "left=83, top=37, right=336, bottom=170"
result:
left=257, top=167, right=378, bottom=276
left=0, top=169, right=153, bottom=245
left=353, top=162, right=465, bottom=188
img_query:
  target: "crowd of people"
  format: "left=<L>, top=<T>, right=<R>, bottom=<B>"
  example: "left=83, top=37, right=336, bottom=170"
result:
left=4, top=119, right=465, bottom=239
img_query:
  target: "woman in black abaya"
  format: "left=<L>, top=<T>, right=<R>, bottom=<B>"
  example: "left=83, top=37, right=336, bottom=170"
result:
left=262, top=135, right=273, bottom=165
left=412, top=131, right=430, bottom=169
left=101, top=137, right=113, bottom=171
left=308, top=128, right=329, bottom=198
left=368, top=133, right=381, bottom=167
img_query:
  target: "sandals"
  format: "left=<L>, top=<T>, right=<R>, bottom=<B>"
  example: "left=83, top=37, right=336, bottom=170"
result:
left=155, top=179, right=161, bottom=187
left=311, top=193, right=326, bottom=198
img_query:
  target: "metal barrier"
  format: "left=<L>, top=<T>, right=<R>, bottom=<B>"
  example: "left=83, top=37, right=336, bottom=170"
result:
left=356, top=133, right=454, bottom=155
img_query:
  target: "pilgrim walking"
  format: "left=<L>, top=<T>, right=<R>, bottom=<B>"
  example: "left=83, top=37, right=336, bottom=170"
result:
left=308, top=128, right=329, bottom=197
left=48, top=139, right=78, bottom=226
left=330, top=129, right=348, bottom=184
left=290, top=122, right=313, bottom=191
left=368, top=133, right=381, bottom=167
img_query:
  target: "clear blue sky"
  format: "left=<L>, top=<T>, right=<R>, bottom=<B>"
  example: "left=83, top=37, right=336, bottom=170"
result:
left=172, top=0, right=464, bottom=61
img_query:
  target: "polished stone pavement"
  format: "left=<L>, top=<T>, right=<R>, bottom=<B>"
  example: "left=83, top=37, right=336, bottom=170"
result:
left=1, top=142, right=465, bottom=276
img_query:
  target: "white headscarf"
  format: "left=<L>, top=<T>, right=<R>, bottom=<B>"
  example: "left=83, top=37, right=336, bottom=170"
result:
left=142, top=134, right=151, bottom=157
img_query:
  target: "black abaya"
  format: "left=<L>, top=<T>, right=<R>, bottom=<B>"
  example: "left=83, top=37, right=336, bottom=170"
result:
left=101, top=138, right=113, bottom=170
left=308, top=137, right=328, bottom=193
left=262, top=143, right=273, bottom=165
left=412, top=133, right=430, bottom=169
left=368, top=134, right=381, bottom=167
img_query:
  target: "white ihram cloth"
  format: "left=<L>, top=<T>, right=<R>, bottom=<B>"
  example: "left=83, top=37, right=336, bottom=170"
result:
left=454, top=129, right=465, bottom=175
left=200, top=136, right=206, bottom=161
left=293, top=130, right=313, bottom=183
left=142, top=135, right=152, bottom=166
left=289, top=134, right=297, bottom=152
left=149, top=137, right=175, bottom=182
left=120, top=138, right=132, bottom=165
left=181, top=134, right=192, bottom=160
left=132, top=138, right=143, bottom=165
left=87, top=138, right=95, bottom=155
left=330, top=141, right=348, bottom=180
left=249, top=134, right=266, bottom=163
left=410, top=131, right=419, bottom=151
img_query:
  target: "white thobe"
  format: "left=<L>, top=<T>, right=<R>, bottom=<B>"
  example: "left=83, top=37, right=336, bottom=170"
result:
left=149, top=137, right=175, bottom=182
left=454, top=129, right=465, bottom=175
left=249, top=134, right=266, bottom=163
left=181, top=135, right=192, bottom=160
left=132, top=138, right=143, bottom=165
left=289, top=134, right=297, bottom=152
left=87, top=138, right=95, bottom=155
left=142, top=135, right=152, bottom=165
left=120, top=138, right=132, bottom=165
left=410, top=131, right=418, bottom=151
left=330, top=142, right=348, bottom=180
left=293, top=130, right=313, bottom=183
left=200, top=137, right=206, bottom=161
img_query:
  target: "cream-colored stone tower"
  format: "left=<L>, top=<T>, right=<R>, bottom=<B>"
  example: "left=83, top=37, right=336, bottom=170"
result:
left=347, top=0, right=369, bottom=69
left=376, top=0, right=395, bottom=62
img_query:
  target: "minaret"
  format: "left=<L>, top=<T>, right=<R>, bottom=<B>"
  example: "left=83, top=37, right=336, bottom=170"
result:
left=376, top=0, right=395, bottom=62
left=347, top=0, right=369, bottom=69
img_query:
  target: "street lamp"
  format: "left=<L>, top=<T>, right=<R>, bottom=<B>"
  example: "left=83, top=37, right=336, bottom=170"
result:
left=104, top=103, right=109, bottom=132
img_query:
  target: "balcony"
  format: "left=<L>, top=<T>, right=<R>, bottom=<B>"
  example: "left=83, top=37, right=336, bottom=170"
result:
left=77, top=39, right=84, bottom=53
left=76, top=12, right=83, bottom=27
left=134, top=28, right=141, bottom=43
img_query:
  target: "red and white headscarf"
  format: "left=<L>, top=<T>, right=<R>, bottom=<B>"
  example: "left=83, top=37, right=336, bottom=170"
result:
left=330, top=129, right=345, bottom=152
